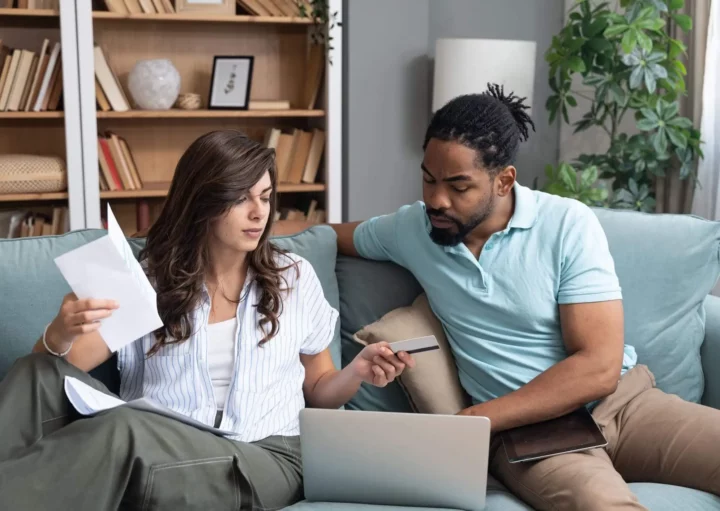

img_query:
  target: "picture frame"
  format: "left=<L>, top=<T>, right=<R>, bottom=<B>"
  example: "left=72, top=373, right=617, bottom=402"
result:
left=208, top=56, right=254, bottom=110
left=175, top=0, right=235, bottom=16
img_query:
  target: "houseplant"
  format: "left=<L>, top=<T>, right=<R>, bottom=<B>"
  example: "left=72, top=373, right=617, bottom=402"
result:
left=542, top=0, right=703, bottom=211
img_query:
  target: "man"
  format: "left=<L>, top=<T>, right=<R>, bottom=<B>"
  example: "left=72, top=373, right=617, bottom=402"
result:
left=275, top=84, right=720, bottom=510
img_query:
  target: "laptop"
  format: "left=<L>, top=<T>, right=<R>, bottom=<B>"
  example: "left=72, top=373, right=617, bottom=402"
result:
left=299, top=408, right=491, bottom=511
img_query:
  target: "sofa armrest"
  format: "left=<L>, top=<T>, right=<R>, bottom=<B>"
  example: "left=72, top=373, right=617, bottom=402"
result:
left=701, top=295, right=720, bottom=409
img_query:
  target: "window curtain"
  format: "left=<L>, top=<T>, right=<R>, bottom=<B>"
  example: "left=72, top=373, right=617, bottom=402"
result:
left=691, top=0, right=720, bottom=220
left=655, top=0, right=712, bottom=214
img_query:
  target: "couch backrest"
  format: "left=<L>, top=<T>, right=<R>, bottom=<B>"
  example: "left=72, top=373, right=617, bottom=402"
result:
left=0, top=227, right=341, bottom=388
left=340, top=208, right=720, bottom=413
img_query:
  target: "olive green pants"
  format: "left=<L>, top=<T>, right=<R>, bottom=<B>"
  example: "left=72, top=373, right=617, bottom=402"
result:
left=0, top=353, right=303, bottom=510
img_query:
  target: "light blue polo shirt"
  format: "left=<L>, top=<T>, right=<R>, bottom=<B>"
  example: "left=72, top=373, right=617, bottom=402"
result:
left=354, top=183, right=637, bottom=405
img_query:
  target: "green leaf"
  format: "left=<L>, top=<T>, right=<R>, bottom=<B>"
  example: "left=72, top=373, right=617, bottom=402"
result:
left=673, top=13, right=692, bottom=31
left=580, top=166, right=599, bottom=188
left=646, top=51, right=666, bottom=63
left=609, top=83, right=627, bottom=106
left=570, top=12, right=583, bottom=21
left=545, top=164, right=555, bottom=179
left=566, top=37, right=586, bottom=52
left=559, top=164, right=576, bottom=191
left=637, top=118, right=659, bottom=131
left=650, top=64, right=669, bottom=80
left=622, top=28, right=638, bottom=53
left=604, top=24, right=629, bottom=38
left=668, top=116, right=693, bottom=128
left=629, top=178, right=639, bottom=196
left=566, top=56, right=586, bottom=73
left=636, top=31, right=653, bottom=52
left=644, top=69, right=657, bottom=93
left=566, top=95, right=578, bottom=107
left=630, top=66, right=644, bottom=88
left=653, top=129, right=668, bottom=153
left=668, top=0, right=684, bottom=10
left=583, top=73, right=607, bottom=86
left=586, top=19, right=608, bottom=37
left=673, top=60, right=687, bottom=76
left=562, top=103, right=570, bottom=124
left=635, top=6, right=655, bottom=22
left=668, top=39, right=687, bottom=58
left=667, top=127, right=688, bottom=149
left=663, top=101, right=679, bottom=119
left=640, top=108, right=659, bottom=122
left=588, top=38, right=613, bottom=52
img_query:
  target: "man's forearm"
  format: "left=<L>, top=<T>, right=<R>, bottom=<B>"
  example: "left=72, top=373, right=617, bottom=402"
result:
left=460, top=351, right=619, bottom=431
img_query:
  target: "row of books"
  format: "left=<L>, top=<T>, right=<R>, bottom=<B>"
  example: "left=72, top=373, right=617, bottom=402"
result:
left=98, top=133, right=144, bottom=191
left=238, top=0, right=308, bottom=16
left=264, top=128, right=324, bottom=185
left=0, top=39, right=63, bottom=112
left=0, top=1, right=59, bottom=8
left=0, top=208, right=68, bottom=239
left=102, top=0, right=175, bottom=14
left=274, top=200, right=326, bottom=224
left=94, top=46, right=131, bottom=112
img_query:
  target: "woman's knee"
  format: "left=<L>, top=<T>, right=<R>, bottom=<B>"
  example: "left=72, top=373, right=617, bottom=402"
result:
left=7, top=353, right=64, bottom=379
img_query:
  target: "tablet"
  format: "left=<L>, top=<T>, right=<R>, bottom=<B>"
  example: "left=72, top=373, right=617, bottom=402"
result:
left=500, top=407, right=607, bottom=463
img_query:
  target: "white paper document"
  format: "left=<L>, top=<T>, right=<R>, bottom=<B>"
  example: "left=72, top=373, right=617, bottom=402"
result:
left=64, top=376, right=235, bottom=437
left=54, top=204, right=163, bottom=352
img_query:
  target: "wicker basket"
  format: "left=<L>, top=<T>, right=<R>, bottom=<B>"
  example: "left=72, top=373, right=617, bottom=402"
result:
left=0, top=154, right=67, bottom=194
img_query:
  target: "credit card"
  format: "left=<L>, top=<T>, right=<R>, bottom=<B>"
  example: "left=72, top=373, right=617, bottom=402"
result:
left=389, top=335, right=440, bottom=355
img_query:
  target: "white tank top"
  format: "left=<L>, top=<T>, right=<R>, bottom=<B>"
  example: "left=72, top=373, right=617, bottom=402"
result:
left=206, top=317, right=237, bottom=410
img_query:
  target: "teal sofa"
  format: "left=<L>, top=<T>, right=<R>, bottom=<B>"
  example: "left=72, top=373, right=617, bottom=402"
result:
left=1, top=207, right=720, bottom=510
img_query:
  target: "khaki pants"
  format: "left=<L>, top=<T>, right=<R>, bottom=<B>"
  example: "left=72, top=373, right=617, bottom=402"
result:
left=490, top=365, right=720, bottom=511
left=0, top=353, right=304, bottom=511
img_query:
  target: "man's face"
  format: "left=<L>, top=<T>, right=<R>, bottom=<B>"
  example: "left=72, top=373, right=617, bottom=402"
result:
left=422, top=138, right=498, bottom=246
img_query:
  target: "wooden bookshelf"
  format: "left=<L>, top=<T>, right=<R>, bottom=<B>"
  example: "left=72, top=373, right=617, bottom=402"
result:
left=0, top=111, right=63, bottom=119
left=0, top=8, right=59, bottom=18
left=92, top=11, right=312, bottom=24
left=97, top=109, right=324, bottom=119
left=0, top=192, right=67, bottom=202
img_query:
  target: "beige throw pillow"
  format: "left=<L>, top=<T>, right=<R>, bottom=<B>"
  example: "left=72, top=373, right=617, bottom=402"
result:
left=353, top=293, right=471, bottom=415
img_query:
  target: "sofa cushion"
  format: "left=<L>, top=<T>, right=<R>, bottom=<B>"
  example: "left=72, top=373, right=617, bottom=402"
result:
left=0, top=226, right=341, bottom=382
left=353, top=293, right=470, bottom=414
left=592, top=208, right=720, bottom=403
left=338, top=256, right=419, bottom=413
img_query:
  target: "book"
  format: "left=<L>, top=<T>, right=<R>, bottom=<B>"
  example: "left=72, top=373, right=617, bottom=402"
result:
left=93, top=45, right=130, bottom=112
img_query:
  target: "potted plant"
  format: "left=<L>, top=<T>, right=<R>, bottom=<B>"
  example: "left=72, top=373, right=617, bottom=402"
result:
left=542, top=0, right=703, bottom=211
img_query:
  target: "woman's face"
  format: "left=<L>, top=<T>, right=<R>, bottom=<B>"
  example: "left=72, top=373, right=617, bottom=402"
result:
left=211, top=171, right=273, bottom=253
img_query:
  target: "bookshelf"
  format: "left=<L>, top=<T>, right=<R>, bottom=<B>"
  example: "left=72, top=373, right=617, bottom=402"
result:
left=77, top=0, right=342, bottom=235
left=0, top=0, right=342, bottom=238
left=0, top=3, right=85, bottom=238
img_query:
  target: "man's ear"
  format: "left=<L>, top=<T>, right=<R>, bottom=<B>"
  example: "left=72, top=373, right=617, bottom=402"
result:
left=496, top=166, right=516, bottom=196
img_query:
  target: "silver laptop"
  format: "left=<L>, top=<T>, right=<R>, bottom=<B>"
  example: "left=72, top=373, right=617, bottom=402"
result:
left=299, top=408, right=491, bottom=511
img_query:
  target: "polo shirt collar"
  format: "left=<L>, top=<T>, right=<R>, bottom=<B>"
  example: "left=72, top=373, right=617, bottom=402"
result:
left=507, top=182, right=538, bottom=230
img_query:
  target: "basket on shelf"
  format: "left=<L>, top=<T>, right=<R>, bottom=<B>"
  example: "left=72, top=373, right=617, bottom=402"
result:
left=0, top=155, right=67, bottom=194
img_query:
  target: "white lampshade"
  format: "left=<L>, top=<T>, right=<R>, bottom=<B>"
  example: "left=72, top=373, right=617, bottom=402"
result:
left=432, top=38, right=537, bottom=113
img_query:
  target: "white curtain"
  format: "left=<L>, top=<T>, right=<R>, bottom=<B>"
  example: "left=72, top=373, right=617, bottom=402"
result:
left=691, top=0, right=720, bottom=220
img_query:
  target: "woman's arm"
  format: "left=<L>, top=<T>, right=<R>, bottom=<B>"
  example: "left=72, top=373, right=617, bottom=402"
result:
left=301, top=344, right=414, bottom=409
left=32, top=293, right=117, bottom=372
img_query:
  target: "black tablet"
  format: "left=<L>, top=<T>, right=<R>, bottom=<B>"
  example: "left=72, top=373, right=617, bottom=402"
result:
left=500, top=407, right=607, bottom=464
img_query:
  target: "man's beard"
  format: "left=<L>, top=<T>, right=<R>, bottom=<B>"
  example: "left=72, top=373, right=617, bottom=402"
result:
left=427, top=194, right=496, bottom=246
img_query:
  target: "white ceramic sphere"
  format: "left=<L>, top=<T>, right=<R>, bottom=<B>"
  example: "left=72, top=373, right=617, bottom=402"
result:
left=127, top=59, right=181, bottom=110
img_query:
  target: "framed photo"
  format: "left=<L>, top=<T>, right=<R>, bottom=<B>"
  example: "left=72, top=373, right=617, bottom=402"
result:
left=175, top=0, right=235, bottom=15
left=208, top=56, right=254, bottom=110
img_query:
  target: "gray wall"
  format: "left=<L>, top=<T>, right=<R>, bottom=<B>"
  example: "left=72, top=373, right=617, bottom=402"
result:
left=343, top=0, right=430, bottom=221
left=344, top=0, right=565, bottom=221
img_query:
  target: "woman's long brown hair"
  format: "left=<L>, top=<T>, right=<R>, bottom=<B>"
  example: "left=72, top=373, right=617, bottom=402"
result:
left=140, top=130, right=293, bottom=356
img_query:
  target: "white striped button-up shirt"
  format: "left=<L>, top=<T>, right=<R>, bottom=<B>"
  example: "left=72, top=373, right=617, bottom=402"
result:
left=117, top=253, right=339, bottom=442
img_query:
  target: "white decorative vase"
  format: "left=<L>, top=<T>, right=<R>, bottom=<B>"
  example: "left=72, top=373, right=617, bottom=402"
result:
left=127, top=59, right=181, bottom=110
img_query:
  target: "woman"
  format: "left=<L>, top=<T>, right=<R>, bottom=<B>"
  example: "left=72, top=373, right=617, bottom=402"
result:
left=0, top=130, right=414, bottom=510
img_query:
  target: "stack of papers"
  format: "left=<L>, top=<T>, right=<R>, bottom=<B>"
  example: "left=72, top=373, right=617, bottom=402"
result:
left=64, top=376, right=234, bottom=437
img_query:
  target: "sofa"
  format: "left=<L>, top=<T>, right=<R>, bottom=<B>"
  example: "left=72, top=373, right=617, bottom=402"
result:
left=1, top=207, right=720, bottom=511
